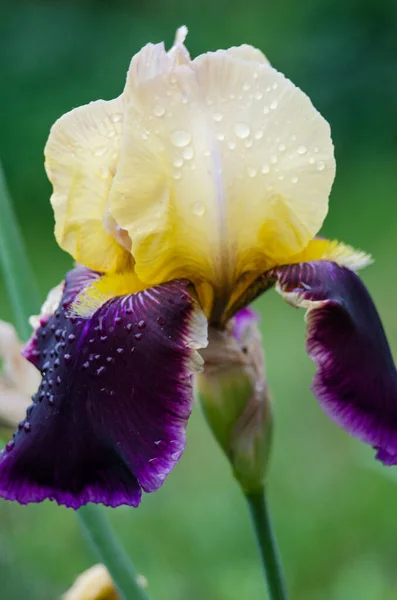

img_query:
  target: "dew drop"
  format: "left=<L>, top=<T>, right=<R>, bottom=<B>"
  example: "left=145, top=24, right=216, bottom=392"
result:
left=138, top=320, right=147, bottom=329
left=270, top=155, right=278, bottom=164
left=99, top=166, right=109, bottom=179
left=217, top=132, right=225, bottom=141
left=24, top=422, right=31, bottom=432
left=134, top=333, right=143, bottom=341
left=153, top=105, right=165, bottom=117
left=254, top=91, right=263, bottom=100
left=193, top=202, right=206, bottom=217
left=94, top=146, right=108, bottom=157
left=254, top=130, right=263, bottom=140
left=242, top=82, right=251, bottom=91
left=173, top=170, right=182, bottom=180
left=6, top=440, right=15, bottom=452
left=309, top=156, right=315, bottom=165
left=261, top=164, right=270, bottom=174
left=278, top=144, right=286, bottom=152
left=245, top=139, right=253, bottom=148
left=173, top=157, right=184, bottom=168
left=247, top=166, right=257, bottom=178
left=213, top=112, right=223, bottom=122
left=170, top=130, right=192, bottom=148
left=111, top=113, right=122, bottom=123
left=234, top=122, right=250, bottom=139
left=272, top=82, right=278, bottom=90
left=317, top=160, right=325, bottom=171
left=297, top=145, right=307, bottom=155
left=263, top=106, right=269, bottom=115
left=228, top=141, right=236, bottom=150
left=183, top=147, right=194, bottom=160
left=278, top=174, right=285, bottom=180
left=270, top=99, right=278, bottom=110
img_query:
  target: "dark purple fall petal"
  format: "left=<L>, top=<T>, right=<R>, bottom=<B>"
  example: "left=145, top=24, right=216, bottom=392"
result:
left=268, top=261, right=397, bottom=465
left=0, top=268, right=206, bottom=508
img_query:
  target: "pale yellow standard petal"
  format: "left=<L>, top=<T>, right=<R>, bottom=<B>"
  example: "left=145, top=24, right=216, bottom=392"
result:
left=285, top=237, right=373, bottom=270
left=110, top=44, right=335, bottom=314
left=45, top=96, right=132, bottom=272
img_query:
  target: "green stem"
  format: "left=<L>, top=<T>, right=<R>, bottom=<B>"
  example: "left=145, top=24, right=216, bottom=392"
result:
left=78, top=505, right=149, bottom=600
left=0, top=164, right=41, bottom=340
left=246, top=489, right=288, bottom=600
left=0, top=162, right=150, bottom=600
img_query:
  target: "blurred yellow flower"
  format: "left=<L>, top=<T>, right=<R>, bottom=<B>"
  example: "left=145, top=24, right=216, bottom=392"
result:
left=63, top=564, right=148, bottom=600
left=45, top=27, right=340, bottom=319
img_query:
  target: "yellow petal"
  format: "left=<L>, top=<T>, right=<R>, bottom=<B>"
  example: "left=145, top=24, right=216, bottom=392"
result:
left=224, top=44, right=269, bottom=64
left=63, top=564, right=120, bottom=600
left=45, top=96, right=132, bottom=272
left=110, top=43, right=335, bottom=314
left=285, top=237, right=373, bottom=270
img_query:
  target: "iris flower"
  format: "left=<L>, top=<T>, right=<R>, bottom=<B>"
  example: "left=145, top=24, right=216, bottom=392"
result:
left=1, top=27, right=396, bottom=509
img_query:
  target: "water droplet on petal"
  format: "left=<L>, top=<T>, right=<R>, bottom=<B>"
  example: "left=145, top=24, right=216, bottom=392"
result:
left=94, top=146, right=108, bottom=157
left=291, top=175, right=299, bottom=183
left=272, top=82, right=278, bottom=90
left=278, top=174, right=285, bottom=180
left=213, top=112, right=223, bottom=122
left=173, top=157, right=183, bottom=168
left=234, top=123, right=250, bottom=139
left=99, top=166, right=110, bottom=179
left=317, top=160, right=325, bottom=171
left=297, top=145, right=307, bottom=155
left=263, top=106, right=269, bottom=115
left=278, top=144, right=286, bottom=152
left=242, top=82, right=251, bottom=91
left=173, top=170, right=182, bottom=180
left=228, top=141, right=236, bottom=150
left=217, top=132, right=225, bottom=141
left=247, top=166, right=257, bottom=177
left=153, top=105, right=165, bottom=117
left=309, top=156, right=315, bottom=164
left=110, top=113, right=122, bottom=123
left=270, top=155, right=278, bottom=164
left=255, top=91, right=263, bottom=100
left=170, top=130, right=192, bottom=148
left=270, top=100, right=278, bottom=110
left=183, top=147, right=194, bottom=160
left=245, top=139, right=253, bottom=148
left=255, top=130, right=263, bottom=140
left=261, top=164, right=270, bottom=174
left=193, top=202, right=206, bottom=216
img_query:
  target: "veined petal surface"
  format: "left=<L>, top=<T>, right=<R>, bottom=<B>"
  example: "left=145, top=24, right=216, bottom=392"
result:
left=109, top=41, right=335, bottom=311
left=270, top=260, right=397, bottom=465
left=0, top=268, right=207, bottom=508
left=45, top=96, right=132, bottom=272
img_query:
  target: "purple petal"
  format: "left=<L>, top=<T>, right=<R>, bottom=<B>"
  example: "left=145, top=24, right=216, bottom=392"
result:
left=233, top=307, right=259, bottom=344
left=0, top=268, right=207, bottom=508
left=269, top=261, right=397, bottom=465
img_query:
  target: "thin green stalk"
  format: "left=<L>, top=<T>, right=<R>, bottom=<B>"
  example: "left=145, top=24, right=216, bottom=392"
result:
left=246, top=489, right=288, bottom=600
left=78, top=505, right=149, bottom=600
left=0, top=162, right=150, bottom=600
left=0, top=165, right=41, bottom=340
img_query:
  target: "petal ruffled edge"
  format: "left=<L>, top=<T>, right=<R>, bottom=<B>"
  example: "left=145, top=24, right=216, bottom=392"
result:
left=270, top=260, right=397, bottom=465
left=0, top=268, right=208, bottom=508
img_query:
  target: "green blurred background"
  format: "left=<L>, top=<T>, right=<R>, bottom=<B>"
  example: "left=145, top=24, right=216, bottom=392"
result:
left=1, top=0, right=397, bottom=598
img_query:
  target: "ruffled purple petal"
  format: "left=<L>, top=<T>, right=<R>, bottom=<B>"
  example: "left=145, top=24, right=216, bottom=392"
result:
left=268, top=261, right=397, bottom=465
left=0, top=268, right=206, bottom=508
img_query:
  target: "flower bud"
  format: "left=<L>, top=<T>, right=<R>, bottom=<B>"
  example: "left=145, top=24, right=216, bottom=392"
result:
left=197, top=308, right=272, bottom=493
